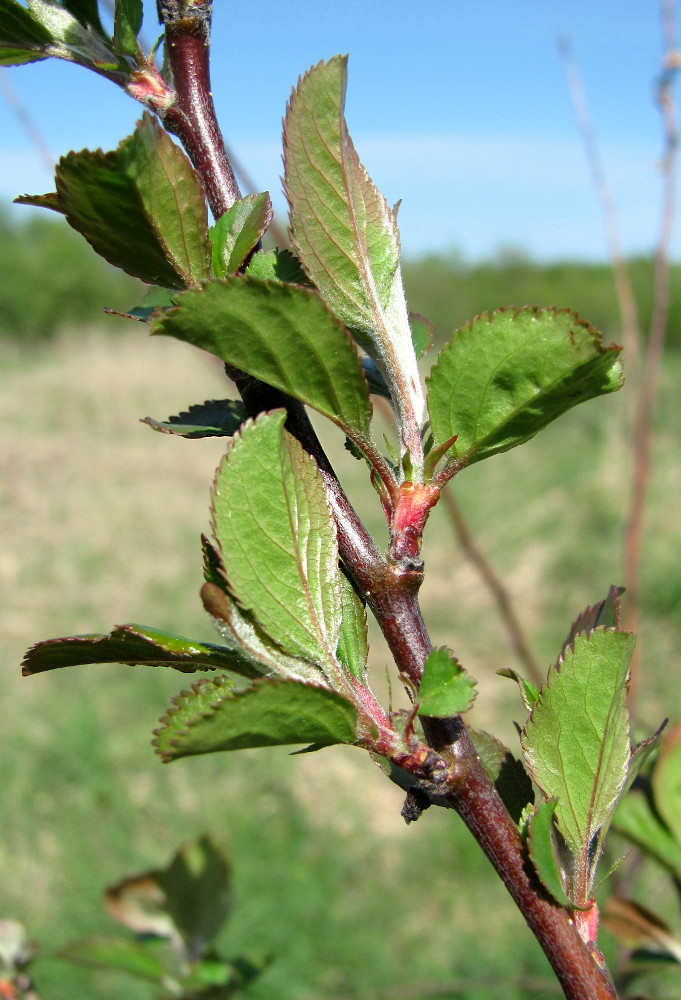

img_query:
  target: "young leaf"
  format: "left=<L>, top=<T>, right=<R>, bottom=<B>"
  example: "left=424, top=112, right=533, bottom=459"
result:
left=527, top=799, right=572, bottom=907
left=211, top=411, right=342, bottom=669
left=336, top=572, right=369, bottom=682
left=244, top=247, right=308, bottom=284
left=21, top=625, right=256, bottom=676
left=113, top=0, right=143, bottom=56
left=417, top=647, right=476, bottom=717
left=498, top=667, right=540, bottom=711
left=153, top=277, right=373, bottom=445
left=469, top=729, right=534, bottom=824
left=154, top=675, right=359, bottom=761
left=559, top=585, right=623, bottom=662
left=521, top=629, right=635, bottom=880
left=142, top=399, right=246, bottom=439
left=210, top=192, right=273, bottom=276
left=410, top=313, right=434, bottom=359
left=0, top=0, right=52, bottom=63
left=427, top=308, right=623, bottom=468
left=283, top=56, right=425, bottom=434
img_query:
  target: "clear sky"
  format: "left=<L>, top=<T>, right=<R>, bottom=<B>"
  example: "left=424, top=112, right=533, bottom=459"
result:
left=0, top=1, right=677, bottom=261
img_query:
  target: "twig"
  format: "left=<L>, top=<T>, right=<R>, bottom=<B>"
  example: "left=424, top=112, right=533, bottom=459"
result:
left=157, top=7, right=619, bottom=996
left=0, top=70, right=54, bottom=173
left=624, top=0, right=679, bottom=682
left=440, top=488, right=544, bottom=686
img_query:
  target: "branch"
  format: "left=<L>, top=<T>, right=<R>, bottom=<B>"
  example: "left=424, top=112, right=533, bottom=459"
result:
left=160, top=16, right=619, bottom=998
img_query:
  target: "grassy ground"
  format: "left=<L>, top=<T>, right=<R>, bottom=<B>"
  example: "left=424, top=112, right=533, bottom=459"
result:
left=1, top=327, right=679, bottom=999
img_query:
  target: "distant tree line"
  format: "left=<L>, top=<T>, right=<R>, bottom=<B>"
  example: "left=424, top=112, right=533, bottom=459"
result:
left=2, top=211, right=680, bottom=349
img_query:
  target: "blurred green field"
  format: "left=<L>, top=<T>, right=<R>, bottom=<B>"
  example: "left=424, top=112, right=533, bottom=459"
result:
left=1, top=308, right=679, bottom=998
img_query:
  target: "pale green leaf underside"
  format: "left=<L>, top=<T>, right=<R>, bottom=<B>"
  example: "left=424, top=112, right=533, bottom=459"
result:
left=427, top=308, right=623, bottom=466
left=211, top=411, right=342, bottom=666
left=521, top=629, right=635, bottom=859
left=154, top=675, right=358, bottom=761
left=336, top=573, right=369, bottom=681
left=21, top=624, right=248, bottom=675
left=418, top=647, right=476, bottom=717
left=153, top=276, right=372, bottom=443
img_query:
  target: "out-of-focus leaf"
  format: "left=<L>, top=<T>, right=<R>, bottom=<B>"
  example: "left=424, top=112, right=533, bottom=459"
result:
left=61, top=0, right=105, bottom=32
left=527, top=799, right=572, bottom=907
left=154, top=277, right=373, bottom=446
left=21, top=624, right=255, bottom=676
left=113, top=0, right=143, bottom=55
left=210, top=411, right=342, bottom=670
left=469, top=729, right=534, bottom=824
left=142, top=399, right=246, bottom=439
left=653, top=722, right=681, bottom=845
left=154, top=675, right=358, bottom=761
left=614, top=783, right=681, bottom=880
left=105, top=873, right=175, bottom=938
left=417, top=647, right=476, bottom=717
left=427, top=308, right=623, bottom=468
left=603, top=897, right=681, bottom=963
left=410, top=313, right=433, bottom=359
left=210, top=192, right=272, bottom=276
left=521, top=629, right=634, bottom=893
left=60, top=936, right=168, bottom=983
left=283, top=56, right=425, bottom=432
left=161, top=836, right=231, bottom=960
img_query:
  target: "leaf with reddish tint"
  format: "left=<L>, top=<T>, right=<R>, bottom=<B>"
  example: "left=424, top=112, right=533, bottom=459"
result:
left=154, top=675, right=358, bottom=761
left=427, top=308, right=623, bottom=468
left=603, top=897, right=681, bottom=963
left=210, top=192, right=272, bottom=276
left=21, top=624, right=256, bottom=676
left=559, top=585, right=623, bottom=662
left=142, top=399, right=246, bottom=439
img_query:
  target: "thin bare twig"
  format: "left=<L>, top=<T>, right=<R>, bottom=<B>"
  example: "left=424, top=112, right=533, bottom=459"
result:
left=624, top=0, right=679, bottom=681
left=0, top=70, right=55, bottom=173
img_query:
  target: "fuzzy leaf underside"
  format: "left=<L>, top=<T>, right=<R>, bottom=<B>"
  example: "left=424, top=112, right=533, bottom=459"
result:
left=153, top=277, right=372, bottom=443
left=527, top=799, right=572, bottom=907
left=283, top=55, right=424, bottom=427
left=521, top=629, right=634, bottom=861
left=211, top=411, right=342, bottom=666
left=21, top=625, right=252, bottom=676
left=417, top=647, right=476, bottom=717
left=142, top=399, right=246, bottom=439
left=210, top=192, right=273, bottom=276
left=19, top=115, right=209, bottom=288
left=427, top=308, right=623, bottom=466
left=154, top=675, right=358, bottom=761
left=336, top=572, right=369, bottom=682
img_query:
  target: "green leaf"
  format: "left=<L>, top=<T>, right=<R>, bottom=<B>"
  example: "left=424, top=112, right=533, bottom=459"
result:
left=244, top=247, right=308, bottom=284
left=142, top=399, right=246, bottom=439
left=0, top=45, right=47, bottom=63
left=154, top=675, right=358, bottom=761
left=521, top=629, right=635, bottom=891
left=25, top=0, right=113, bottom=62
left=283, top=56, right=424, bottom=432
left=410, top=313, right=433, bottom=359
left=60, top=936, right=168, bottom=983
left=427, top=308, right=623, bottom=468
left=469, top=729, right=534, bottom=825
left=210, top=192, right=272, bottom=277
left=153, top=277, right=372, bottom=444
left=21, top=624, right=259, bottom=676
left=559, top=585, right=623, bottom=663
left=417, top=647, right=476, bottom=717
left=652, top=723, right=681, bottom=846
left=61, top=0, right=105, bottom=32
left=497, top=667, right=540, bottom=711
left=336, top=572, right=368, bottom=682
left=43, top=114, right=209, bottom=288
left=113, top=0, right=142, bottom=55
left=210, top=411, right=343, bottom=670
left=527, top=799, right=572, bottom=907
left=161, top=836, right=231, bottom=960
left=613, top=783, right=681, bottom=881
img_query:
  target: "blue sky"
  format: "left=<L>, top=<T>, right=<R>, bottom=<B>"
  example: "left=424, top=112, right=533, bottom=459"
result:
left=0, top=1, right=676, bottom=260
